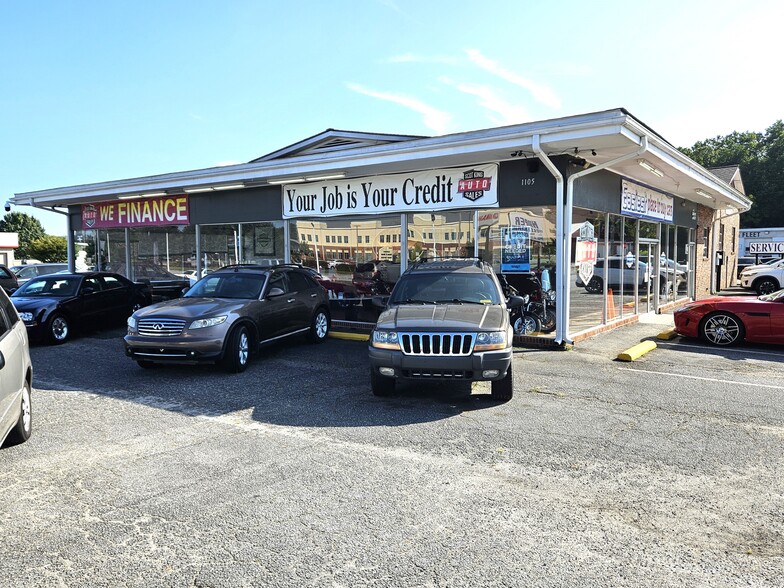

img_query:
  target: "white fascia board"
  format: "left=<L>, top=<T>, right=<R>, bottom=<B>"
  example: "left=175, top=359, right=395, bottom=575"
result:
left=15, top=110, right=637, bottom=207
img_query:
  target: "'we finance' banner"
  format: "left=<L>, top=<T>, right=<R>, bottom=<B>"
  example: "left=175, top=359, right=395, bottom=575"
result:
left=81, top=195, right=189, bottom=229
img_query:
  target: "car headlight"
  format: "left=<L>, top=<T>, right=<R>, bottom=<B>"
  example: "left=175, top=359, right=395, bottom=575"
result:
left=18, top=312, right=33, bottom=322
left=190, top=315, right=228, bottom=330
left=371, top=330, right=400, bottom=350
left=127, top=316, right=137, bottom=331
left=474, top=331, right=508, bottom=351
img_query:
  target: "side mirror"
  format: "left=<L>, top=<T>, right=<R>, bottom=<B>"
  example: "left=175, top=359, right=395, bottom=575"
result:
left=82, top=286, right=96, bottom=295
left=506, top=295, right=526, bottom=310
left=267, top=287, right=285, bottom=298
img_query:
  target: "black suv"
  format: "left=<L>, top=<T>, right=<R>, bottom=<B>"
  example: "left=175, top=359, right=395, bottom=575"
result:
left=368, top=258, right=524, bottom=400
left=125, top=264, right=331, bottom=372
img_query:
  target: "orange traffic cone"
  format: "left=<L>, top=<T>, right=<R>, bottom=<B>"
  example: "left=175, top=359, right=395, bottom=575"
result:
left=607, top=288, right=616, bottom=319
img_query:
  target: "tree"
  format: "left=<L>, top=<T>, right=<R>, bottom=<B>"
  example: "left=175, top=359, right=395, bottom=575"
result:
left=681, top=121, right=784, bottom=228
left=0, top=212, right=46, bottom=260
left=27, top=235, right=68, bottom=263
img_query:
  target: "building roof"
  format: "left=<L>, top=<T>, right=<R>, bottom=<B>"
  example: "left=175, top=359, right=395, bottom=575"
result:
left=708, top=165, right=745, bottom=195
left=13, top=108, right=752, bottom=213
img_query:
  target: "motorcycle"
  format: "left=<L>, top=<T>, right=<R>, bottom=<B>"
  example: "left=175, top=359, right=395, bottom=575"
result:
left=498, top=275, right=544, bottom=336
left=499, top=270, right=557, bottom=335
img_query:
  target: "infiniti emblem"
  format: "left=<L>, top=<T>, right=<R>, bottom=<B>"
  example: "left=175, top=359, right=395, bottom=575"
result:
left=153, top=323, right=163, bottom=330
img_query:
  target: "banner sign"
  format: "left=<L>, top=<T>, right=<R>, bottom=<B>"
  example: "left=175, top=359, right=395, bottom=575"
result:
left=620, top=179, right=673, bottom=223
left=501, top=226, right=530, bottom=273
left=508, top=210, right=550, bottom=242
left=749, top=241, right=784, bottom=254
left=81, top=195, right=189, bottom=229
left=282, top=164, right=498, bottom=219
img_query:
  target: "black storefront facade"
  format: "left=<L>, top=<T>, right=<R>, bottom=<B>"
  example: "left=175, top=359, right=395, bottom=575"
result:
left=13, top=108, right=751, bottom=345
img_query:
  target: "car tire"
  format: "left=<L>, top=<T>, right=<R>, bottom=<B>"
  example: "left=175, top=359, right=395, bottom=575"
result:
left=585, top=276, right=603, bottom=294
left=136, top=360, right=158, bottom=369
left=47, top=313, right=70, bottom=345
left=754, top=277, right=779, bottom=295
left=221, top=325, right=250, bottom=373
left=514, top=313, right=541, bottom=335
left=370, top=367, right=395, bottom=396
left=491, top=362, right=514, bottom=401
left=4, top=379, right=32, bottom=446
left=700, top=312, right=745, bottom=346
left=309, top=308, right=330, bottom=343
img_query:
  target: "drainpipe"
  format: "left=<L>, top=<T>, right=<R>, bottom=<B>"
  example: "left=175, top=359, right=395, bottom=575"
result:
left=532, top=135, right=565, bottom=344
left=563, top=137, right=650, bottom=341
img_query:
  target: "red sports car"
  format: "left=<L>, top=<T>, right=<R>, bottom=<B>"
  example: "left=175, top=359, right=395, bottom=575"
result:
left=673, top=289, right=784, bottom=346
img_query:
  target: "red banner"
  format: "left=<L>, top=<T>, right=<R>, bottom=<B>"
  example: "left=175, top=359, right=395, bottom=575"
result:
left=82, top=195, right=189, bottom=229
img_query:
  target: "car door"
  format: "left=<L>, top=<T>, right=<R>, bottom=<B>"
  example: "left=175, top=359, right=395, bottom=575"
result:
left=259, top=271, right=293, bottom=340
left=98, top=275, right=132, bottom=320
left=285, top=270, right=319, bottom=331
left=77, top=276, right=109, bottom=324
left=0, top=298, right=23, bottom=440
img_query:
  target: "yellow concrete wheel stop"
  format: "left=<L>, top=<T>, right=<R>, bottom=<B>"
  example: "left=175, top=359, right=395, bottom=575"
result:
left=617, top=340, right=657, bottom=361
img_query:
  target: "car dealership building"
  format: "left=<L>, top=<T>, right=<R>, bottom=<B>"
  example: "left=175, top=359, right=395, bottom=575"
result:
left=12, top=108, right=751, bottom=345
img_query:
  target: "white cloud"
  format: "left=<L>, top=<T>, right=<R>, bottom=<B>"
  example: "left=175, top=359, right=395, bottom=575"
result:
left=346, top=83, right=452, bottom=134
left=466, top=49, right=561, bottom=109
left=440, top=77, right=529, bottom=125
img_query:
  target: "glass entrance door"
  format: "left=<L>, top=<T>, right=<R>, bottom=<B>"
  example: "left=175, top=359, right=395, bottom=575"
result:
left=639, top=239, right=658, bottom=313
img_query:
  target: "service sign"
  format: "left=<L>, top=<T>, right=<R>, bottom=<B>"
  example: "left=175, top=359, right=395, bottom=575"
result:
left=749, top=241, right=784, bottom=254
left=81, top=195, right=189, bottom=229
left=620, top=180, right=673, bottom=223
left=282, top=164, right=498, bottom=219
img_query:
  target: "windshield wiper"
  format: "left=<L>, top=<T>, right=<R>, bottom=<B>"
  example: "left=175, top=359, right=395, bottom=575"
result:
left=399, top=298, right=436, bottom=304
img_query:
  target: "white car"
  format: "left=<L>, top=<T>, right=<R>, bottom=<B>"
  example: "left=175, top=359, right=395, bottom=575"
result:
left=739, top=260, right=784, bottom=294
left=0, top=286, right=33, bottom=448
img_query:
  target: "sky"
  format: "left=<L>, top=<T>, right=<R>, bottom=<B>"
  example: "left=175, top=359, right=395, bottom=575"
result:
left=1, top=0, right=782, bottom=236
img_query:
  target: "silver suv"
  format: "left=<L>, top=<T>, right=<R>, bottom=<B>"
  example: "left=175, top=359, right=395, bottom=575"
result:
left=125, top=264, right=331, bottom=372
left=0, top=286, right=33, bottom=448
left=368, top=259, right=524, bottom=401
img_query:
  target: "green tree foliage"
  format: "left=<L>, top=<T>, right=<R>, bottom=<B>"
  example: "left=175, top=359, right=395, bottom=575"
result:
left=0, top=212, right=46, bottom=260
left=681, top=121, right=784, bottom=228
left=27, top=235, right=68, bottom=263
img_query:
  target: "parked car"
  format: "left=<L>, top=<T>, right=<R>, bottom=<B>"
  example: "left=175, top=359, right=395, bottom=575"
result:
left=0, top=265, right=20, bottom=294
left=674, top=289, right=784, bottom=346
left=736, top=256, right=779, bottom=279
left=11, top=263, right=69, bottom=285
left=738, top=259, right=784, bottom=294
left=11, top=272, right=152, bottom=344
left=577, top=257, right=684, bottom=295
left=368, top=258, right=525, bottom=401
left=124, top=264, right=331, bottom=372
left=0, top=286, right=33, bottom=448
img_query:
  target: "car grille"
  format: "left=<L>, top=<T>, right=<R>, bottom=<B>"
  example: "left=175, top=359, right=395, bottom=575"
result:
left=137, top=318, right=187, bottom=337
left=402, top=369, right=473, bottom=379
left=399, top=332, right=475, bottom=356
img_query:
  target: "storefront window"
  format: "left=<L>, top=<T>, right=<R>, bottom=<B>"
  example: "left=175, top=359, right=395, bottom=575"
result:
left=198, top=224, right=240, bottom=273
left=240, top=221, right=285, bottom=265
left=407, top=211, right=475, bottom=262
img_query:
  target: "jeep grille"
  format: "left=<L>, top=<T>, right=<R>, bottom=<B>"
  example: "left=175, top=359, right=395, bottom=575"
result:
left=400, top=332, right=475, bottom=356
left=138, top=318, right=187, bottom=337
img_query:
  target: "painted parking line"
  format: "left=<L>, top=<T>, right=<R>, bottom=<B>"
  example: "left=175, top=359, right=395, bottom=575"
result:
left=657, top=340, right=784, bottom=359
left=618, top=367, right=784, bottom=390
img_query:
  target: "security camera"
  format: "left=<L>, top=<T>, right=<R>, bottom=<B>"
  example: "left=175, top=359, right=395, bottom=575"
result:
left=4, top=201, right=10, bottom=212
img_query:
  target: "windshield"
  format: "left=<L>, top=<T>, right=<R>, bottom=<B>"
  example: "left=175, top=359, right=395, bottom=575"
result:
left=389, top=273, right=501, bottom=305
left=13, top=276, right=80, bottom=297
left=184, top=273, right=266, bottom=299
left=759, top=289, right=784, bottom=302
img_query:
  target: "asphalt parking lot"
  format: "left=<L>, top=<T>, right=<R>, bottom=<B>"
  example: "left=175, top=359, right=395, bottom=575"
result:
left=2, top=321, right=783, bottom=587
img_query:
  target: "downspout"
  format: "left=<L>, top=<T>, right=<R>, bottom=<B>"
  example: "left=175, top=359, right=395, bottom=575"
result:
left=532, top=135, right=565, bottom=344
left=563, top=136, right=649, bottom=341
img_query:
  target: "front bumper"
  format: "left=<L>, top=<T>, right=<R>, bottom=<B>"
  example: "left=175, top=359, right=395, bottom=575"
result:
left=124, top=334, right=225, bottom=364
left=368, top=346, right=513, bottom=382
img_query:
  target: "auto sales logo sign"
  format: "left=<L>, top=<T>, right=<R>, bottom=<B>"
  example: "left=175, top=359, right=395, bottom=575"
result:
left=282, top=164, right=498, bottom=218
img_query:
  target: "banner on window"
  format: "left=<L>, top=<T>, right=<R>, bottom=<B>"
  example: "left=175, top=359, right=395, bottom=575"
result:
left=81, top=195, right=189, bottom=229
left=282, top=164, right=498, bottom=219
left=501, top=226, right=531, bottom=273
left=620, top=180, right=673, bottom=223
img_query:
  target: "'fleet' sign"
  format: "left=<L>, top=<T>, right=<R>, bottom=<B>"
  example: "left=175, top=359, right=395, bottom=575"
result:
left=82, top=195, right=189, bottom=229
left=620, top=180, right=673, bottom=223
left=282, top=164, right=498, bottom=219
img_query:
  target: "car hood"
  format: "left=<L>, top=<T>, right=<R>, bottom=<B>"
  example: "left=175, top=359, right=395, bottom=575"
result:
left=677, top=295, right=767, bottom=311
left=376, top=304, right=507, bottom=331
left=133, top=296, right=248, bottom=319
left=11, top=296, right=68, bottom=312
